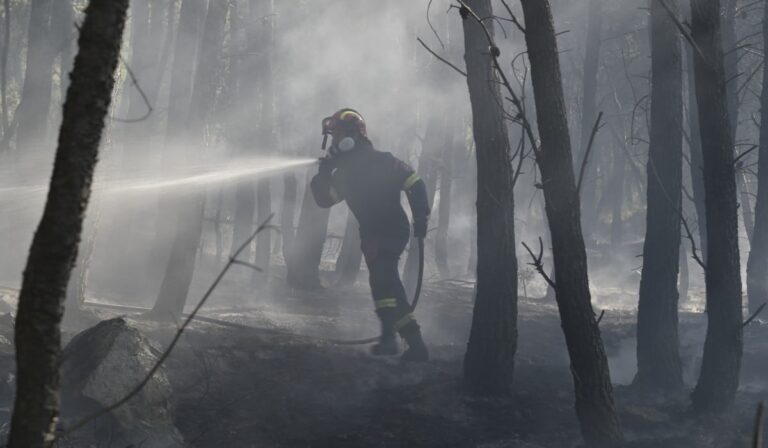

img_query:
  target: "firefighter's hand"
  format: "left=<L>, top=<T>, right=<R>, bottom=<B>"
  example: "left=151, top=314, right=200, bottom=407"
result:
left=318, top=157, right=336, bottom=175
left=413, top=219, right=428, bottom=239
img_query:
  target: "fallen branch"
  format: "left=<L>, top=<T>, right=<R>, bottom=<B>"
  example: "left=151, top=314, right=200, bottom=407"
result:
left=55, top=214, right=275, bottom=441
left=743, top=302, right=767, bottom=327
left=521, top=237, right=556, bottom=288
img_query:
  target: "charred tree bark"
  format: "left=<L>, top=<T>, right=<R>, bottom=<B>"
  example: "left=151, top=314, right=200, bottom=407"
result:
left=689, top=0, right=743, bottom=412
left=335, top=207, right=363, bottom=286
left=746, top=0, right=768, bottom=318
left=287, top=170, right=331, bottom=289
left=578, top=0, right=603, bottom=242
left=634, top=0, right=684, bottom=393
left=519, top=0, right=623, bottom=444
left=460, top=0, right=518, bottom=395
left=14, top=0, right=55, bottom=152
left=7, top=1, right=127, bottom=445
left=150, top=0, right=228, bottom=320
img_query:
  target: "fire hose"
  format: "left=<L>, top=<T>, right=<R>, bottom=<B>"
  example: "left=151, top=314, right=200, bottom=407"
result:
left=325, top=236, right=425, bottom=346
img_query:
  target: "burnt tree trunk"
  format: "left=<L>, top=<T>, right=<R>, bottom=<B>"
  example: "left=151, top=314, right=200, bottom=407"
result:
left=519, top=0, right=623, bottom=444
left=634, top=0, right=684, bottom=393
left=746, top=0, right=768, bottom=319
left=578, top=0, right=603, bottom=242
left=335, top=207, right=363, bottom=286
left=14, top=0, right=55, bottom=152
left=149, top=0, right=227, bottom=320
left=7, top=1, right=127, bottom=445
left=460, top=0, right=518, bottom=395
left=287, top=168, right=331, bottom=289
left=689, top=0, right=743, bottom=412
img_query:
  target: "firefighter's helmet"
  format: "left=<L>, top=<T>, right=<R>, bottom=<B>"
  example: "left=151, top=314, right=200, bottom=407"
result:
left=322, top=108, right=367, bottom=139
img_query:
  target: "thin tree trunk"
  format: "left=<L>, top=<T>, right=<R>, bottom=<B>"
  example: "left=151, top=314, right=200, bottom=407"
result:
left=435, top=118, right=457, bottom=279
left=281, top=170, right=298, bottom=267
left=609, top=144, right=626, bottom=247
left=149, top=0, right=228, bottom=321
left=14, top=0, right=55, bottom=152
left=460, top=0, right=518, bottom=395
left=578, top=0, right=603, bottom=242
left=685, top=43, right=708, bottom=259
left=689, top=0, right=743, bottom=413
left=746, top=0, right=768, bottom=320
left=0, top=0, right=8, bottom=137
left=634, top=0, right=684, bottom=393
left=335, top=207, right=363, bottom=286
left=7, top=1, right=127, bottom=445
left=51, top=0, right=73, bottom=100
left=679, top=240, right=689, bottom=303
left=252, top=0, right=276, bottom=284
left=519, top=0, right=623, bottom=444
left=151, top=0, right=205, bottom=274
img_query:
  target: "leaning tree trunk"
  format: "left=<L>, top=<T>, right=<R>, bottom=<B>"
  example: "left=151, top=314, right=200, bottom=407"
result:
left=689, top=0, right=743, bottom=413
left=746, top=0, right=768, bottom=321
left=149, top=0, right=227, bottom=321
left=634, top=0, right=684, bottom=393
left=578, top=0, right=603, bottom=243
left=460, top=0, right=518, bottom=395
left=14, top=0, right=55, bottom=152
left=519, top=0, right=623, bottom=444
left=7, top=1, right=127, bottom=445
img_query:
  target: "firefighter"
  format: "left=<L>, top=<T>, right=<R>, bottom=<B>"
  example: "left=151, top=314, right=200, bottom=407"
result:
left=311, top=108, right=430, bottom=362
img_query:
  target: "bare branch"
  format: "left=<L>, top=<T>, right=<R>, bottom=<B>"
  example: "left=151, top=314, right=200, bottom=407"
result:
left=55, top=214, right=275, bottom=441
left=498, top=0, right=526, bottom=34
left=577, top=111, right=604, bottom=195
left=521, top=237, right=556, bottom=288
left=417, top=37, right=467, bottom=77
left=743, top=302, right=767, bottom=327
left=426, top=0, right=446, bottom=50
left=111, top=54, right=154, bottom=123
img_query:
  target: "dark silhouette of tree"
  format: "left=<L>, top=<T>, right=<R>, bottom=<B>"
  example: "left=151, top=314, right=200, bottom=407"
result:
left=519, top=0, right=623, bottom=443
left=287, top=167, right=331, bottom=289
left=149, top=0, right=228, bottom=320
left=459, top=0, right=518, bottom=395
left=689, top=0, right=743, bottom=413
left=746, top=0, right=768, bottom=316
left=8, top=0, right=128, bottom=445
left=634, top=0, right=684, bottom=393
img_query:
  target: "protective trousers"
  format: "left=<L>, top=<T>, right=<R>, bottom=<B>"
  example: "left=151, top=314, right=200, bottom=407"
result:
left=360, top=237, right=421, bottom=341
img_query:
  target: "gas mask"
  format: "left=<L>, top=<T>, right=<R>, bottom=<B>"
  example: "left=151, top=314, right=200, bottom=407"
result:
left=328, top=136, right=356, bottom=157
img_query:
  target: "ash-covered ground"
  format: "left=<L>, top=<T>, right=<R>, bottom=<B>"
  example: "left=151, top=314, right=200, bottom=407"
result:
left=0, top=263, right=766, bottom=447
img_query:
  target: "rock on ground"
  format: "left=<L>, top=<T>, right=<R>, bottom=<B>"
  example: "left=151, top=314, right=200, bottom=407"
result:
left=60, top=317, right=183, bottom=448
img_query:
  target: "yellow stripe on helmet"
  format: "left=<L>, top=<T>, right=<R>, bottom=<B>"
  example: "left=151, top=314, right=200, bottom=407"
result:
left=339, top=110, right=363, bottom=121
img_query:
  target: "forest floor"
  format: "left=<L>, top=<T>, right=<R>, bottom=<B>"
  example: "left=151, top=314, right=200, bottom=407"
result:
left=0, top=264, right=767, bottom=447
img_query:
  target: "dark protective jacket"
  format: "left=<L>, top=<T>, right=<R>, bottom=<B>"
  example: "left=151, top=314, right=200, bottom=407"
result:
left=311, top=139, right=430, bottom=240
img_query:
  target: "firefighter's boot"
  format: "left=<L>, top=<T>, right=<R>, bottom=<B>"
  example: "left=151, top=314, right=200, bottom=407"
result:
left=371, top=309, right=398, bottom=356
left=399, top=321, right=429, bottom=363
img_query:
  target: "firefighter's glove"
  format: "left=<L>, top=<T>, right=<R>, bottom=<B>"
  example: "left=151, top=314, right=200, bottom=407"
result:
left=318, top=157, right=336, bottom=176
left=413, top=219, right=428, bottom=239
